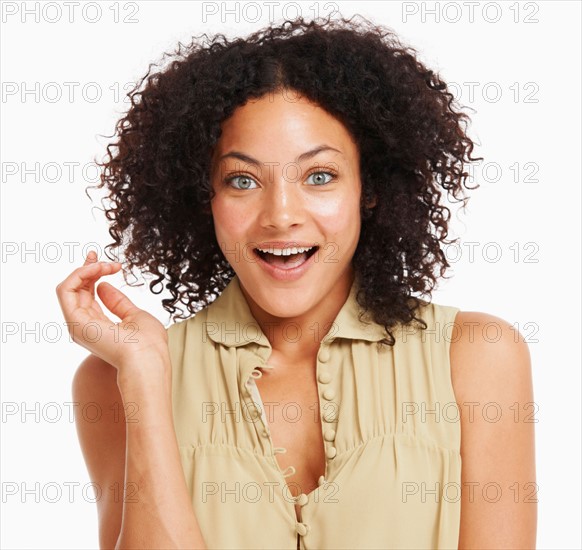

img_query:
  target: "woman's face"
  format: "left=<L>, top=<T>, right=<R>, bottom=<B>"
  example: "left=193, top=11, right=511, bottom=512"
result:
left=210, top=89, right=362, bottom=319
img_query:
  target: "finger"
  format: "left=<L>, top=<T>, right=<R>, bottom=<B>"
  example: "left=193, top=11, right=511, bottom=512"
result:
left=57, top=261, right=121, bottom=316
left=61, top=261, right=121, bottom=292
left=82, top=250, right=99, bottom=295
left=96, top=282, right=140, bottom=321
left=84, top=250, right=98, bottom=265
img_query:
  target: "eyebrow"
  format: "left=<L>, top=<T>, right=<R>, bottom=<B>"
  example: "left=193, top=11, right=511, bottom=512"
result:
left=217, top=145, right=343, bottom=166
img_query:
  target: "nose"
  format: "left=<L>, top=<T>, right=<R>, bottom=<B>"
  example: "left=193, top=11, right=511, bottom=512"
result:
left=258, top=177, right=305, bottom=231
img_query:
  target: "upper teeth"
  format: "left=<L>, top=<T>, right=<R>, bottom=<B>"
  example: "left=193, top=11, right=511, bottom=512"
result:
left=256, top=246, right=314, bottom=256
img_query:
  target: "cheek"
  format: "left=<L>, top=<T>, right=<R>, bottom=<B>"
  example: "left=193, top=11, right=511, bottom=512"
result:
left=210, top=197, right=248, bottom=246
left=311, top=193, right=361, bottom=239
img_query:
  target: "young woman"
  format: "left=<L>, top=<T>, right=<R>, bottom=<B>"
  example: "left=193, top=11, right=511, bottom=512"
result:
left=56, top=15, right=536, bottom=550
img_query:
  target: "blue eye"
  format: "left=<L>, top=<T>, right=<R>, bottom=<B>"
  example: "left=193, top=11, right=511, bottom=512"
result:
left=306, top=171, right=336, bottom=186
left=224, top=170, right=337, bottom=189
left=225, top=174, right=258, bottom=190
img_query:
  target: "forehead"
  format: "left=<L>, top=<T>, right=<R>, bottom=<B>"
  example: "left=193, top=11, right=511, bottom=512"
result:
left=215, top=91, right=358, bottom=159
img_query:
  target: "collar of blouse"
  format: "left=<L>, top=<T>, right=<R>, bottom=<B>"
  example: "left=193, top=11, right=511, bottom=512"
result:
left=204, top=273, right=387, bottom=348
left=204, top=274, right=388, bottom=387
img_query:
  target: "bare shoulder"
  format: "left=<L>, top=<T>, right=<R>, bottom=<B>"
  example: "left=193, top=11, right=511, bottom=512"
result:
left=449, top=310, right=533, bottom=399
left=449, top=311, right=537, bottom=547
left=72, top=354, right=126, bottom=550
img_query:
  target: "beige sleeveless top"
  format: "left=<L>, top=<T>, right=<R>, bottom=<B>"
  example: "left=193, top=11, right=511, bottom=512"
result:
left=167, top=274, right=461, bottom=549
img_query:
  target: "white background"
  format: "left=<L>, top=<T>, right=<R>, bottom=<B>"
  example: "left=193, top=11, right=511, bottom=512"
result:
left=1, top=1, right=580, bottom=548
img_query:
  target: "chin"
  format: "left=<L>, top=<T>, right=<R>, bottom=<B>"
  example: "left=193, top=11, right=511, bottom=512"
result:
left=248, top=286, right=313, bottom=317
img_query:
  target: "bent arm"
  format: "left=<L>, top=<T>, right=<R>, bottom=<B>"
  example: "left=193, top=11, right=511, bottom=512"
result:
left=114, top=353, right=207, bottom=549
left=73, top=353, right=207, bottom=549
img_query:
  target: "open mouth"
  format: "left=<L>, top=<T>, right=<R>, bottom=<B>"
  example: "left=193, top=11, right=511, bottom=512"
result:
left=253, top=245, right=319, bottom=269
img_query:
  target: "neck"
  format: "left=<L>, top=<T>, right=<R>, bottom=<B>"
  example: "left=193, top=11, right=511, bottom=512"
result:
left=241, top=269, right=355, bottom=366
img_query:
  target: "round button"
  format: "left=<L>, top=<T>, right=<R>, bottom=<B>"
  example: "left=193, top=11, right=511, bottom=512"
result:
left=295, top=522, right=310, bottom=536
left=322, top=388, right=336, bottom=401
left=318, top=347, right=331, bottom=363
left=262, top=429, right=269, bottom=437
left=324, top=429, right=336, bottom=441
left=326, top=446, right=337, bottom=459
left=318, top=371, right=332, bottom=384
left=323, top=408, right=337, bottom=423
left=296, top=493, right=308, bottom=506
left=246, top=404, right=261, bottom=420
left=318, top=475, right=326, bottom=486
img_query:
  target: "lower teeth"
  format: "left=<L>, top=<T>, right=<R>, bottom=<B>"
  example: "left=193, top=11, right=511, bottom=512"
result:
left=263, top=252, right=307, bottom=267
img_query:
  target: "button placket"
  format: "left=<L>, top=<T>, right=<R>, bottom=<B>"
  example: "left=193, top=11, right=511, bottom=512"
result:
left=244, top=363, right=276, bottom=453
left=244, top=359, right=306, bottom=527
left=317, top=340, right=339, bottom=488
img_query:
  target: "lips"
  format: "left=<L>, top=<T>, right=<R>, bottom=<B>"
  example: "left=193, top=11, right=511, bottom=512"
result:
left=251, top=244, right=319, bottom=281
left=254, top=241, right=319, bottom=249
left=253, top=245, right=318, bottom=268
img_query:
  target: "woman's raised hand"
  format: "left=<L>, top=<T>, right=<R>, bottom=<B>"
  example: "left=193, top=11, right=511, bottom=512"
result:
left=55, top=250, right=169, bottom=371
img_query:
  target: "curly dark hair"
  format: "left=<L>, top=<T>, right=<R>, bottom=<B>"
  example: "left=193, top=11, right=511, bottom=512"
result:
left=91, top=13, right=481, bottom=346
